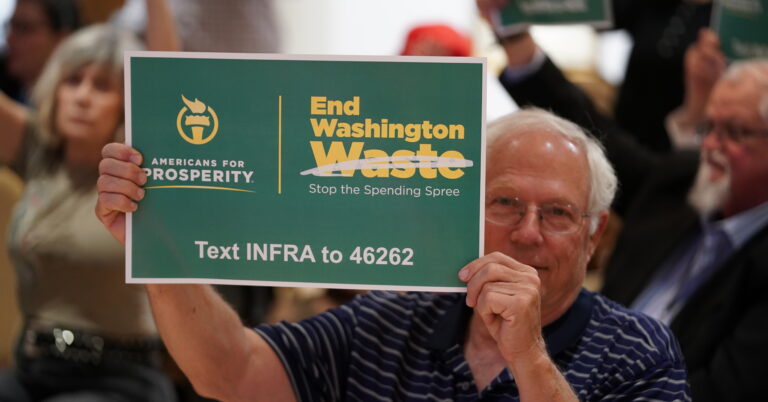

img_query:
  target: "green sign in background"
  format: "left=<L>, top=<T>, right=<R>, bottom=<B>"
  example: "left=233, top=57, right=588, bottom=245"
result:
left=714, top=0, right=768, bottom=60
left=497, top=0, right=612, bottom=36
left=128, top=54, right=484, bottom=290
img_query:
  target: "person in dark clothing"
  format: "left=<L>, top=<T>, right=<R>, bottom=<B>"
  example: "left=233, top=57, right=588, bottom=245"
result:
left=1, top=0, right=80, bottom=104
left=480, top=0, right=713, bottom=152
left=611, top=0, right=712, bottom=152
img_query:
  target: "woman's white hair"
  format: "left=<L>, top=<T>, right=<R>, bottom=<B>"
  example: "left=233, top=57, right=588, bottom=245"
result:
left=31, top=23, right=143, bottom=145
left=487, top=108, right=617, bottom=233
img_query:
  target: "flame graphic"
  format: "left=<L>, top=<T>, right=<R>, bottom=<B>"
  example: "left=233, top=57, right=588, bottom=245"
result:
left=176, top=94, right=219, bottom=145
left=181, top=95, right=207, bottom=114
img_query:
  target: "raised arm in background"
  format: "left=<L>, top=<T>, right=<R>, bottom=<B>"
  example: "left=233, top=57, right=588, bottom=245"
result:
left=476, top=0, right=717, bottom=215
left=0, top=91, right=28, bottom=166
left=143, top=0, right=179, bottom=52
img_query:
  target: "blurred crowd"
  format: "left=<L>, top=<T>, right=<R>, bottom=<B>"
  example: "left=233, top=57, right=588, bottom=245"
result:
left=0, top=0, right=766, bottom=401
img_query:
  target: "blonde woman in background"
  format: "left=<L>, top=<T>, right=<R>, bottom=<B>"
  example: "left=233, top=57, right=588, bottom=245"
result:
left=0, top=3, right=179, bottom=399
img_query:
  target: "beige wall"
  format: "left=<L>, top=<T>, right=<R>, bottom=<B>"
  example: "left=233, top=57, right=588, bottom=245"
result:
left=0, top=168, right=22, bottom=367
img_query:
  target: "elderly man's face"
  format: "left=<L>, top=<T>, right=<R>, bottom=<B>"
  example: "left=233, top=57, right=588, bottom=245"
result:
left=699, top=75, right=768, bottom=217
left=484, top=131, right=603, bottom=323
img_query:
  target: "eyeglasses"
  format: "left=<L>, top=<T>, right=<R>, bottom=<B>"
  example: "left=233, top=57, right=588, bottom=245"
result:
left=695, top=121, right=768, bottom=143
left=485, top=196, right=591, bottom=234
left=4, top=19, right=51, bottom=36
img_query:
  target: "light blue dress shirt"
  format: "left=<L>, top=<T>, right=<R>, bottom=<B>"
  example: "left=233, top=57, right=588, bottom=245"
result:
left=632, top=200, right=768, bottom=325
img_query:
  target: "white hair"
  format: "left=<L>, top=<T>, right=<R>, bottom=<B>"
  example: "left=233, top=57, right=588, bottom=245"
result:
left=487, top=108, right=617, bottom=233
left=31, top=24, right=143, bottom=145
left=721, top=59, right=768, bottom=122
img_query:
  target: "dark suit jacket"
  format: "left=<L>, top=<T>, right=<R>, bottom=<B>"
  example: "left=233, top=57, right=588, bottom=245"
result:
left=610, top=0, right=711, bottom=152
left=603, top=157, right=768, bottom=402
left=501, top=60, right=768, bottom=402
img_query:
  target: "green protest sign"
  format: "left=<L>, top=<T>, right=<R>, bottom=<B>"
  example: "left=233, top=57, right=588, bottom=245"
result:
left=713, top=0, right=768, bottom=60
left=493, top=0, right=612, bottom=37
left=125, top=52, right=485, bottom=291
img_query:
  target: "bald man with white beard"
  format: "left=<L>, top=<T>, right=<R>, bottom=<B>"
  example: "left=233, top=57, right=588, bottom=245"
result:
left=601, top=60, right=768, bottom=402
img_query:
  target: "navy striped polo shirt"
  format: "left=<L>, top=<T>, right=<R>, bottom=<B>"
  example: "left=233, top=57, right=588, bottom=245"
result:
left=255, top=289, right=690, bottom=401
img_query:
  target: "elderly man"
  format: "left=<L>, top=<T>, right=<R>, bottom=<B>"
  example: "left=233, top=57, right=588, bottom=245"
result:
left=494, top=23, right=768, bottom=401
left=95, top=109, right=689, bottom=401
left=602, top=60, right=768, bottom=402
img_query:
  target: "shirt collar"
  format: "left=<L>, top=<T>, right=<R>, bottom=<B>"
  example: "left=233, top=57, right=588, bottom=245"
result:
left=426, top=289, right=595, bottom=357
left=704, top=200, right=768, bottom=249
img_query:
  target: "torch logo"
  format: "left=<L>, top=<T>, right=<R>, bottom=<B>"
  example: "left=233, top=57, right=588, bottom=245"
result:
left=176, top=95, right=219, bottom=145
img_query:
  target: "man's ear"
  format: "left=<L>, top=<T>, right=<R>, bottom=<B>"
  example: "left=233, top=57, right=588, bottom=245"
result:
left=586, top=210, right=610, bottom=260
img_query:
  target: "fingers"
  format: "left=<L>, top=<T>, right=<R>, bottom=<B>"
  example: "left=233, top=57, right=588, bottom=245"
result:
left=682, top=28, right=726, bottom=115
left=475, top=282, right=539, bottom=322
left=97, top=191, right=138, bottom=217
left=688, top=28, right=725, bottom=79
left=102, top=142, right=143, bottom=165
left=95, top=193, right=129, bottom=245
left=95, top=143, right=146, bottom=245
left=99, top=143, right=146, bottom=188
left=459, top=252, right=540, bottom=307
left=99, top=157, right=147, bottom=186
left=96, top=174, right=145, bottom=222
left=459, top=252, right=532, bottom=282
left=474, top=282, right=545, bottom=362
left=459, top=252, right=546, bottom=363
left=97, top=174, right=146, bottom=201
left=464, top=262, right=539, bottom=308
left=698, top=28, right=720, bottom=48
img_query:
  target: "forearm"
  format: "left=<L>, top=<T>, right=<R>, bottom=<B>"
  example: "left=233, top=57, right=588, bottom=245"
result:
left=144, top=0, right=180, bottom=51
left=0, top=91, right=28, bottom=165
left=145, top=284, right=280, bottom=400
left=509, top=350, right=578, bottom=402
left=500, top=55, right=604, bottom=133
left=502, top=33, right=538, bottom=68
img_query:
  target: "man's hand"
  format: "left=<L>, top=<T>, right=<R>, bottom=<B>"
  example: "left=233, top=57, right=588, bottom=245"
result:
left=476, top=0, right=507, bottom=23
left=459, top=251, right=547, bottom=363
left=96, top=142, right=147, bottom=245
left=682, top=28, right=726, bottom=122
left=476, top=0, right=537, bottom=68
left=459, top=252, right=578, bottom=401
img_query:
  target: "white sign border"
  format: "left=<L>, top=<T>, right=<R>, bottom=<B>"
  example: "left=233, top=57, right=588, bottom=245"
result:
left=124, top=51, right=487, bottom=293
